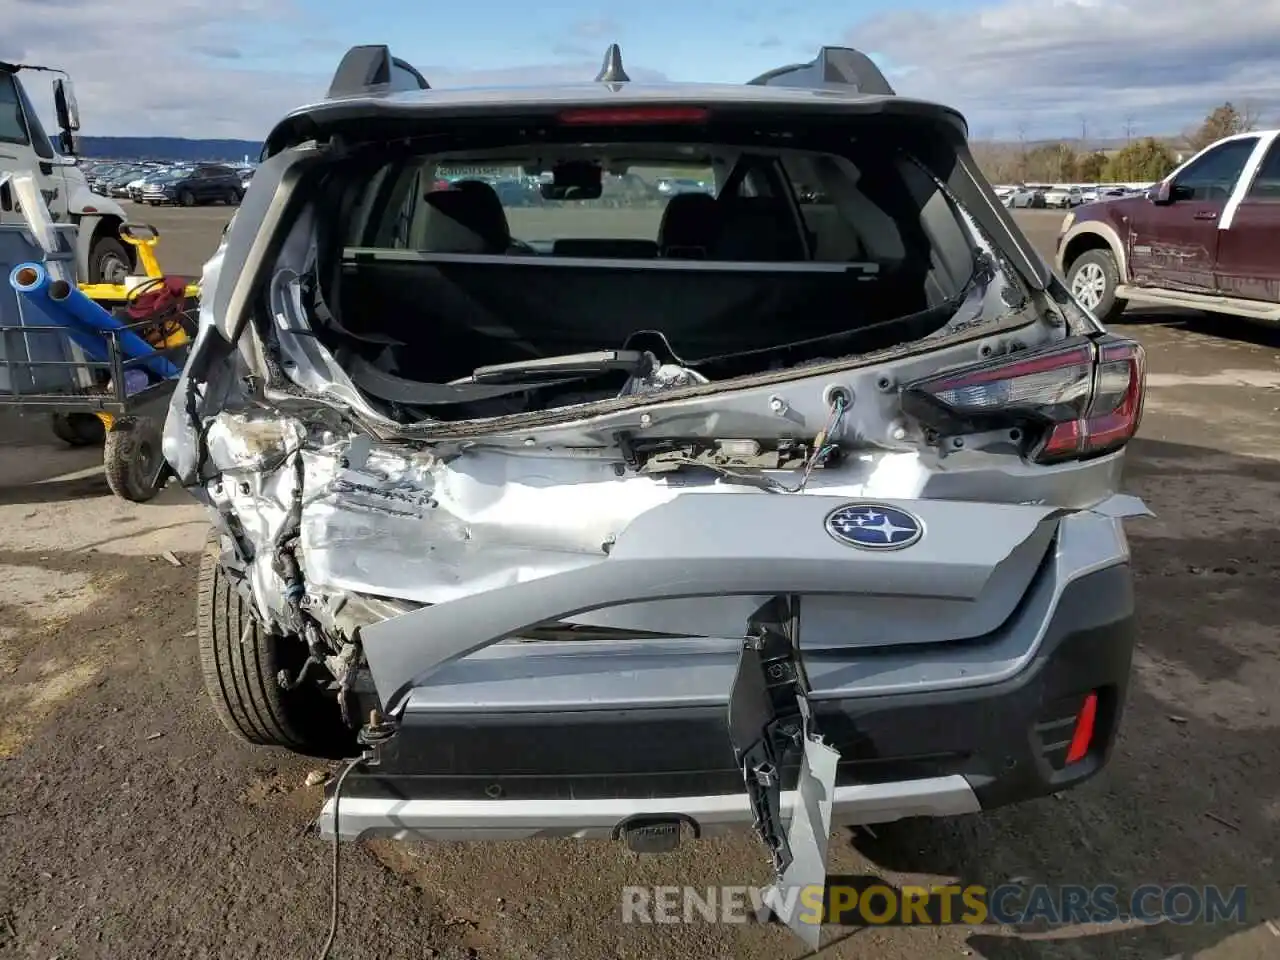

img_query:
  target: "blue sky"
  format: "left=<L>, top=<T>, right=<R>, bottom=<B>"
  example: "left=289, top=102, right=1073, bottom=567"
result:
left=3, top=0, right=1278, bottom=140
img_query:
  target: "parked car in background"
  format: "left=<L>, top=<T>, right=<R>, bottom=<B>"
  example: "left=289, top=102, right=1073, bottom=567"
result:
left=129, top=167, right=191, bottom=201
left=86, top=163, right=131, bottom=193
left=141, top=164, right=244, bottom=206
left=656, top=176, right=713, bottom=196
left=1004, top=185, right=1045, bottom=208
left=1043, top=185, right=1083, bottom=208
left=101, top=166, right=148, bottom=198
left=137, top=171, right=187, bottom=205
left=1058, top=129, right=1280, bottom=324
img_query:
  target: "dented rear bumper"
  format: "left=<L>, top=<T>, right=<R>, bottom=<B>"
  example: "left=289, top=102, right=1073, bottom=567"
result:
left=357, top=493, right=1064, bottom=713
left=321, top=560, right=1135, bottom=834
left=321, top=492, right=1139, bottom=945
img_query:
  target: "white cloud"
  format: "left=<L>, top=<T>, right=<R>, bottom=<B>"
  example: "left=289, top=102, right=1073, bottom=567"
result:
left=571, top=18, right=621, bottom=40
left=0, top=0, right=663, bottom=141
left=2, top=0, right=319, bottom=138
left=848, top=0, right=1280, bottom=138
left=14, top=0, right=1266, bottom=145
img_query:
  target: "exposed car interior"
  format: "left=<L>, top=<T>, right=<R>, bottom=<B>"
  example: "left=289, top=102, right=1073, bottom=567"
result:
left=290, top=122, right=996, bottom=420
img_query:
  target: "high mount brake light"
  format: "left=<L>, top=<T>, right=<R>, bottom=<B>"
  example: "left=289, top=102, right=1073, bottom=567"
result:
left=905, top=336, right=1146, bottom=464
left=556, top=106, right=710, bottom=125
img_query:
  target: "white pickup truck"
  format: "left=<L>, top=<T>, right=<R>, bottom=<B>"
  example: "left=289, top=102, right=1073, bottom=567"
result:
left=0, top=60, right=134, bottom=283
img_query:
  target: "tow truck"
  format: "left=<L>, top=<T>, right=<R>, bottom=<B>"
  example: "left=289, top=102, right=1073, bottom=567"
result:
left=0, top=61, right=136, bottom=283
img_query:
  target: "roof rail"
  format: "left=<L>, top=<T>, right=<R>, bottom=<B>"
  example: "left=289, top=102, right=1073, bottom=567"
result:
left=747, top=46, right=894, bottom=96
left=595, top=43, right=631, bottom=83
left=327, top=44, right=430, bottom=99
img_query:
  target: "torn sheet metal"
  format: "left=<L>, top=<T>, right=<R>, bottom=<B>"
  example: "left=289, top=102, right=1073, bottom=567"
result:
left=728, top=595, right=841, bottom=950
left=761, top=730, right=841, bottom=950
left=1088, top=493, right=1154, bottom=519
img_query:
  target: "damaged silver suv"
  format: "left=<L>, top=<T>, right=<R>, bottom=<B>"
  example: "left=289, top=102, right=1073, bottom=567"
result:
left=164, top=42, right=1148, bottom=942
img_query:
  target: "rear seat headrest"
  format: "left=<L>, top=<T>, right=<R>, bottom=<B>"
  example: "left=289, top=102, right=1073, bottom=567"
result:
left=421, top=179, right=512, bottom=253
left=658, top=193, right=720, bottom=257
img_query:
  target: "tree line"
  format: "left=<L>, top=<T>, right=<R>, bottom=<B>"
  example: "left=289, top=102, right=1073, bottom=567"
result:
left=970, top=102, right=1262, bottom=184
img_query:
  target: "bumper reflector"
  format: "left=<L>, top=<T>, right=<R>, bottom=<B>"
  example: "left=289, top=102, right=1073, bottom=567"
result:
left=1064, top=691, right=1098, bottom=765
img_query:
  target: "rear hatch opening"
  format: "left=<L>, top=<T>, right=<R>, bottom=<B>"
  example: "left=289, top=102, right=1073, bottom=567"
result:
left=259, top=108, right=1075, bottom=441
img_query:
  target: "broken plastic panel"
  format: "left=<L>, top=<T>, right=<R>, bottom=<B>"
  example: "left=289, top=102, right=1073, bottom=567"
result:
left=727, top=594, right=840, bottom=948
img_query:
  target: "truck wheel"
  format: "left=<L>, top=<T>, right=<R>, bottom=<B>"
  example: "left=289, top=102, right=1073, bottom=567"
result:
left=50, top=412, right=105, bottom=446
left=196, top=531, right=352, bottom=754
left=103, top=415, right=166, bottom=502
left=88, top=235, right=131, bottom=285
left=1067, top=249, right=1127, bottom=324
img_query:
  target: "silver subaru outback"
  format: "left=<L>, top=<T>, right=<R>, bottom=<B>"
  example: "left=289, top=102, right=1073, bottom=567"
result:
left=163, top=42, right=1147, bottom=944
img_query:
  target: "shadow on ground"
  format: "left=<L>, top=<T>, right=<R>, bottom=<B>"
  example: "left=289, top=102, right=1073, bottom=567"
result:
left=0, top=408, right=109, bottom=497
left=1114, top=307, right=1280, bottom=351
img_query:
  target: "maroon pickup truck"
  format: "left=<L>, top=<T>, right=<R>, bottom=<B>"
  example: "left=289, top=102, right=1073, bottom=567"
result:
left=1056, top=131, right=1280, bottom=324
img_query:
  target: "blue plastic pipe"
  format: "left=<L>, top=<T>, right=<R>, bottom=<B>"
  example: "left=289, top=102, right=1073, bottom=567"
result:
left=8, top=262, right=112, bottom=361
left=10, top=262, right=180, bottom=379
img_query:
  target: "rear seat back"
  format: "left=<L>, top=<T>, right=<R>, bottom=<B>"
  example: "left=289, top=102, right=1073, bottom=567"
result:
left=708, top=197, right=808, bottom=261
left=411, top=180, right=513, bottom=254
left=658, top=193, right=720, bottom=258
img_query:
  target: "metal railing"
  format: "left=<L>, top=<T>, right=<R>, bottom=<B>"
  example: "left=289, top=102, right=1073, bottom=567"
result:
left=0, top=317, right=190, bottom=414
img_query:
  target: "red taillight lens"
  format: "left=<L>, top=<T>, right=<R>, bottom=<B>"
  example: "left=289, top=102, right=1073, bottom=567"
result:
left=904, top=335, right=1146, bottom=464
left=1065, top=692, right=1098, bottom=765
left=556, top=106, right=709, bottom=125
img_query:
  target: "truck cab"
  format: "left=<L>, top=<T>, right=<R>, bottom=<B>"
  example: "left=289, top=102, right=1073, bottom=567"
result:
left=0, top=62, right=135, bottom=283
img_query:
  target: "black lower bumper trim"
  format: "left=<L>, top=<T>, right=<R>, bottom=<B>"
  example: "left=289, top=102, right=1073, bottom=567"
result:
left=345, top=565, right=1135, bottom=812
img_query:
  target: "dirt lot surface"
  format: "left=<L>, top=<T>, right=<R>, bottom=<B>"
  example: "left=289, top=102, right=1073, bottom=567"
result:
left=1, top=206, right=1277, bottom=959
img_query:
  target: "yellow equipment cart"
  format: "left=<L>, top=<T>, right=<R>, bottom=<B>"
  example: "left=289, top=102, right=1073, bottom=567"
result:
left=30, top=222, right=199, bottom=501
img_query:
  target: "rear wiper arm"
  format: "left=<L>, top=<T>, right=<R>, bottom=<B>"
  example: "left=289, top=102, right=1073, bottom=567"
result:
left=463, top=350, right=654, bottom=385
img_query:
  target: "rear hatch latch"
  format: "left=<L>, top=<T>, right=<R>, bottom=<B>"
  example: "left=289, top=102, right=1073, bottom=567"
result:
left=728, top=595, right=840, bottom=948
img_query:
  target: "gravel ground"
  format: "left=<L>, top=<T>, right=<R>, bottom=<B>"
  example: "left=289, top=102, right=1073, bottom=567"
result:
left=0, top=206, right=1277, bottom=960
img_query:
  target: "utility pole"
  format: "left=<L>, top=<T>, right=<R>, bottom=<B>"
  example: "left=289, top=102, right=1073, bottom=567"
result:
left=1123, top=115, right=1136, bottom=145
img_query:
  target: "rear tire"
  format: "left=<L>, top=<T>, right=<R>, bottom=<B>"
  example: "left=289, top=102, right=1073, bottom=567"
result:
left=103, top=415, right=166, bottom=502
left=196, top=531, right=352, bottom=755
left=1066, top=248, right=1127, bottom=324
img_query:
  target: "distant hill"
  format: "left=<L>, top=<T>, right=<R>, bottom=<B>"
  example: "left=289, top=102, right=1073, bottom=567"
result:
left=77, top=137, right=263, bottom=162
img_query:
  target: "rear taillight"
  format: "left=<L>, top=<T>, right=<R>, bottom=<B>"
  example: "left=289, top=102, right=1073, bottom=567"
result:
left=903, top=335, right=1146, bottom=464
